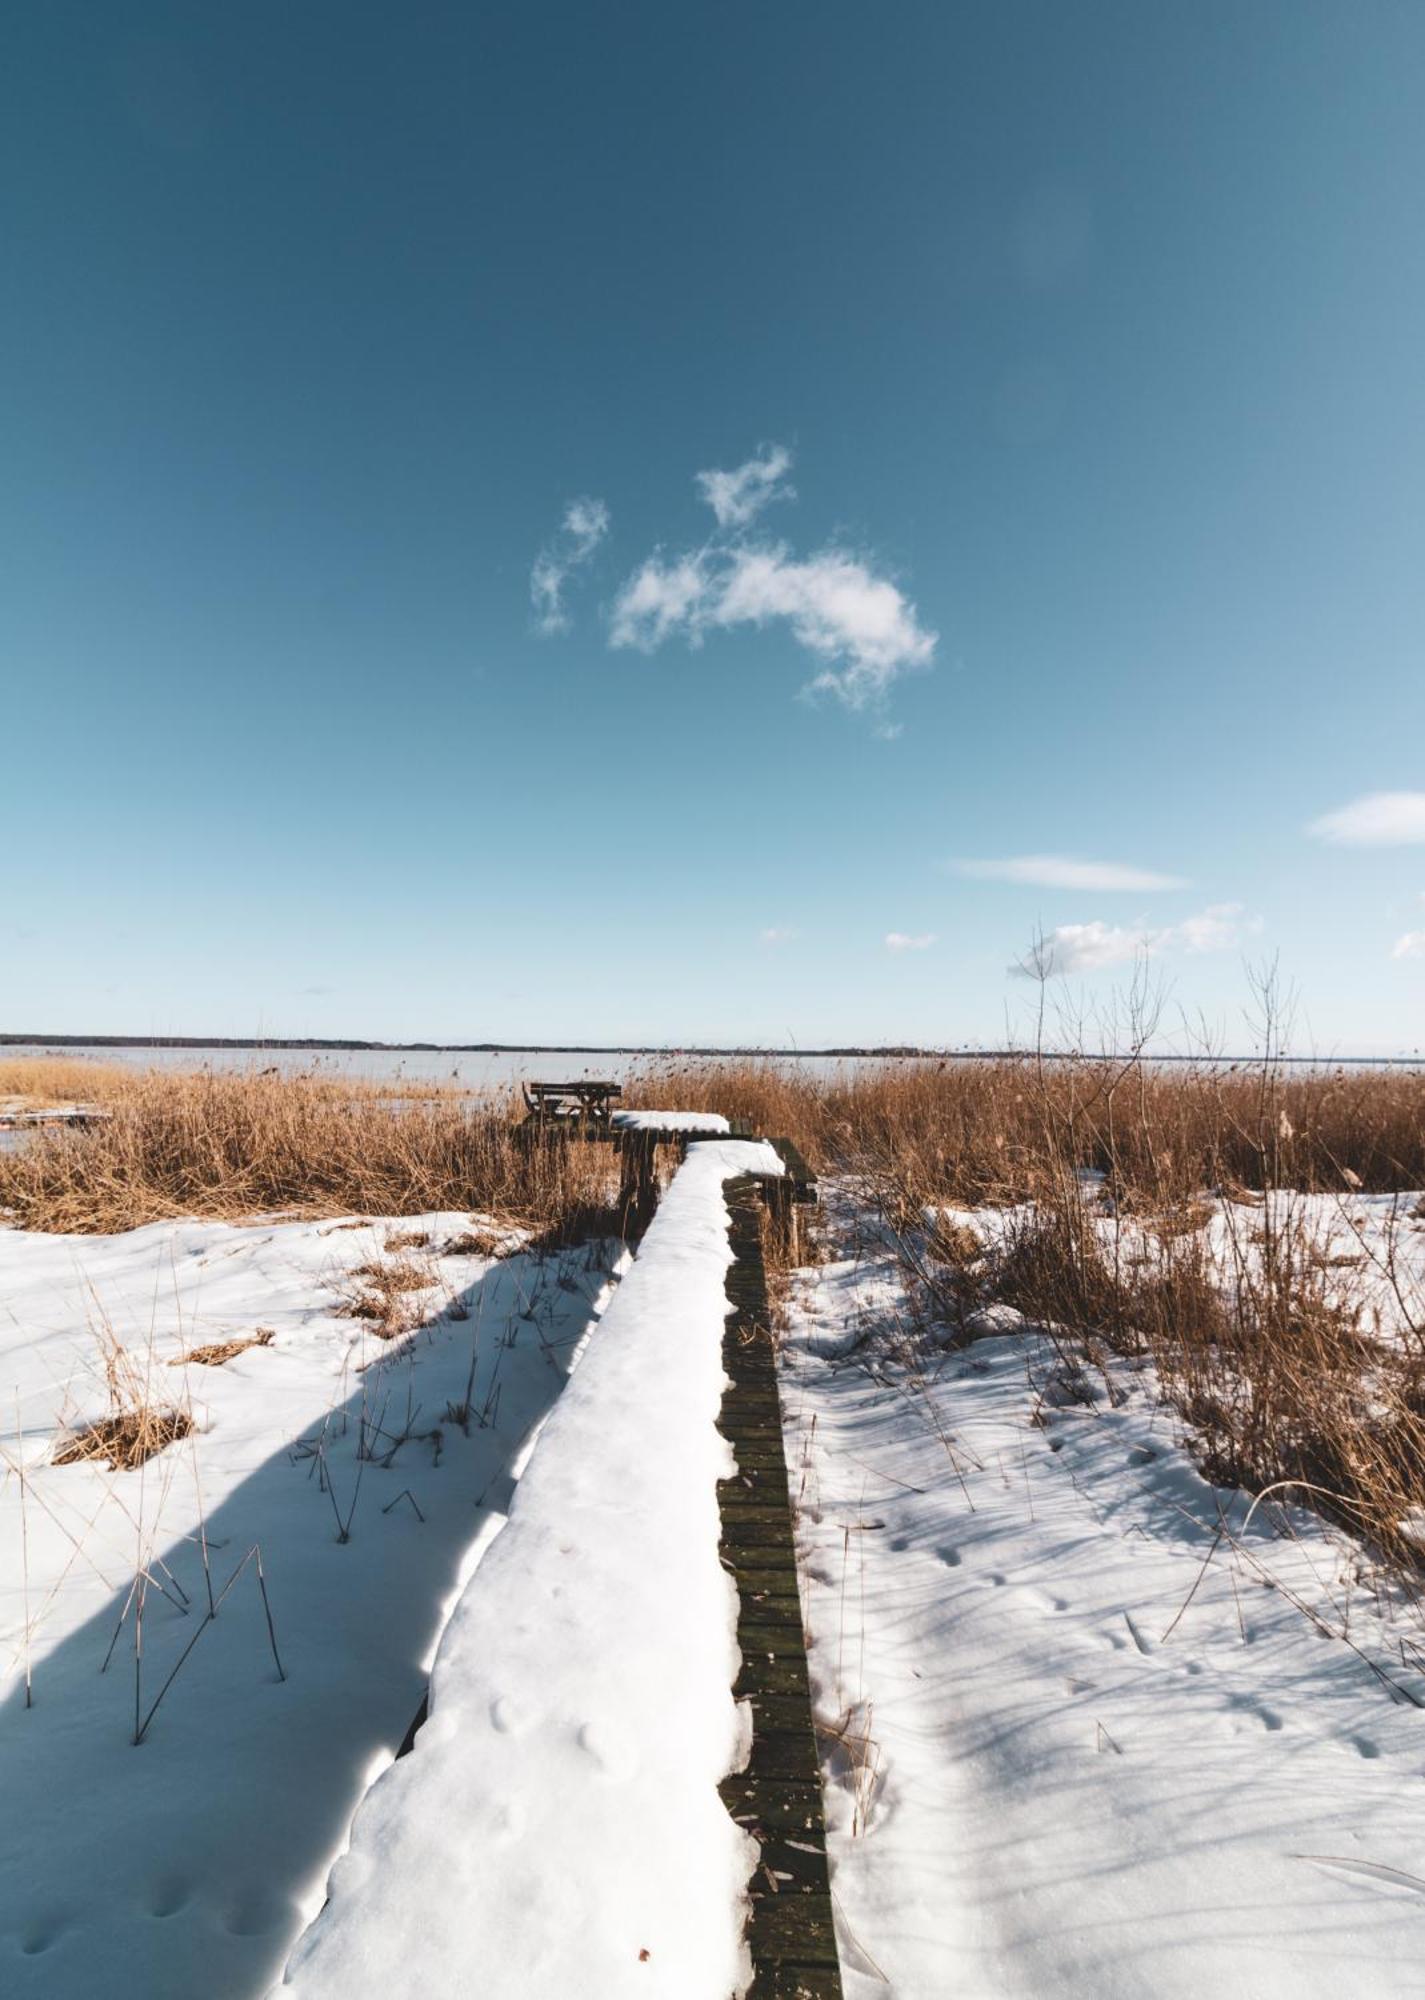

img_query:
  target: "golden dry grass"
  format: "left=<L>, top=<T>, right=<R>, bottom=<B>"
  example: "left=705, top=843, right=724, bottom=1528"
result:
left=54, top=1324, right=194, bottom=1469
left=625, top=1054, right=1425, bottom=1199
left=53, top=1407, right=194, bottom=1470
left=170, top=1329, right=275, bottom=1367
left=0, top=1069, right=620, bottom=1235
left=0, top=1056, right=140, bottom=1108
left=623, top=1054, right=1425, bottom=1567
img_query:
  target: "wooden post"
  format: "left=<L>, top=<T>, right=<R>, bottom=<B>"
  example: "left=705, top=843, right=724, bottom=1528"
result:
left=617, top=1131, right=658, bottom=1238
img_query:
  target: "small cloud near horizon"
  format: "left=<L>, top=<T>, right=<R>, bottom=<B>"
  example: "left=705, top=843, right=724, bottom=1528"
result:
left=1308, top=792, right=1425, bottom=846
left=885, top=931, right=936, bottom=952
left=530, top=496, right=610, bottom=635
left=1011, top=902, right=1258, bottom=978
left=1392, top=931, right=1425, bottom=960
left=953, top=854, right=1186, bottom=892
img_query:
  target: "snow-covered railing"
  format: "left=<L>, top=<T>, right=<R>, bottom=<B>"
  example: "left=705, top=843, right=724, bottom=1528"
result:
left=279, top=1138, right=785, bottom=2000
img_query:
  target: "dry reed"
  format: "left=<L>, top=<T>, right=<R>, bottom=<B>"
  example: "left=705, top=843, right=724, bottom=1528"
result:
left=0, top=1069, right=619, bottom=1236
left=54, top=1330, right=193, bottom=1471
left=171, top=1329, right=275, bottom=1368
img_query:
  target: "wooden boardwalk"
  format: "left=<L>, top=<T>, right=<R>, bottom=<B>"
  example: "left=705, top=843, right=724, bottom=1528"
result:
left=718, top=1175, right=843, bottom=1999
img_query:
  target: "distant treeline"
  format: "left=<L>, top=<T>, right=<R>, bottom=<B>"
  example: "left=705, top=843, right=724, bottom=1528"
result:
left=0, top=1034, right=943, bottom=1057
left=2, top=1035, right=1418, bottom=1067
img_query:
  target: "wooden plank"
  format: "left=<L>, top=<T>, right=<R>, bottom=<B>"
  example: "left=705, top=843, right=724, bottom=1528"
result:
left=717, top=1174, right=843, bottom=1998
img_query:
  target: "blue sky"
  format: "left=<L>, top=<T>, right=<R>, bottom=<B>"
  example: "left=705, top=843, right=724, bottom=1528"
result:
left=4, top=2, right=1424, bottom=1052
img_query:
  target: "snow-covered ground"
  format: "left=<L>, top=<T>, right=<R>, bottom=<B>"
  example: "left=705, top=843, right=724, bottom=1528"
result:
left=279, top=1138, right=784, bottom=2000
left=0, top=1210, right=623, bottom=1997
left=9, top=1160, right=1425, bottom=1999
left=783, top=1183, right=1425, bottom=1998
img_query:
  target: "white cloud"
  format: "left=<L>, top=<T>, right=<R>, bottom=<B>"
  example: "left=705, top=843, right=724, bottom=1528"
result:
left=608, top=552, right=707, bottom=650
left=601, top=446, right=936, bottom=718
left=696, top=445, right=794, bottom=529
left=530, top=496, right=610, bottom=635
left=1308, top=792, right=1425, bottom=846
left=885, top=931, right=936, bottom=952
left=760, top=926, right=798, bottom=944
left=953, top=854, right=1187, bottom=892
left=1392, top=931, right=1425, bottom=960
left=1011, top=903, right=1257, bottom=978
left=1174, top=902, right=1257, bottom=953
left=1012, top=921, right=1151, bottom=979
left=611, top=542, right=936, bottom=710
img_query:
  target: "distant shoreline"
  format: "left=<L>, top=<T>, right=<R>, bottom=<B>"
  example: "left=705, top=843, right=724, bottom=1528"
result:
left=3, top=1035, right=1421, bottom=1067
left=1, top=1033, right=953, bottom=1057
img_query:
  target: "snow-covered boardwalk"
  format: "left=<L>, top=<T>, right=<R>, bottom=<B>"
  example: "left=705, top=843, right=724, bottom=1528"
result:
left=280, top=1140, right=788, bottom=1999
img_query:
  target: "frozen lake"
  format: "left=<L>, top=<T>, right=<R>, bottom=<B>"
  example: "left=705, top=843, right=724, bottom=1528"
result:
left=0, top=1044, right=880, bottom=1092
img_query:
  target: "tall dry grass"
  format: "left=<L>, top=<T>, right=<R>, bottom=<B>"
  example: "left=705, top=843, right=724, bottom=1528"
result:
left=0, top=1069, right=618, bottom=1235
left=625, top=1051, right=1425, bottom=1565
left=626, top=1054, right=1425, bottom=1198
left=0, top=1056, right=142, bottom=1108
left=725, top=1044, right=1425, bottom=1570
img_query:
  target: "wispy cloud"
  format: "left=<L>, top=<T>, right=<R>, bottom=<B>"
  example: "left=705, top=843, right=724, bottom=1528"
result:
left=1308, top=792, right=1425, bottom=846
left=611, top=542, right=935, bottom=710
left=605, top=446, right=936, bottom=715
left=953, top=854, right=1187, bottom=892
left=1392, top=931, right=1425, bottom=960
left=696, top=445, right=794, bottom=529
left=760, top=926, right=799, bottom=944
left=885, top=931, right=936, bottom=952
left=1011, top=903, right=1257, bottom=978
left=530, top=496, right=610, bottom=635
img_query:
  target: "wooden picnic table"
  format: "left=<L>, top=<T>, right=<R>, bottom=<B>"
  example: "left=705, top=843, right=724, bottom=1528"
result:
left=521, top=1080, right=622, bottom=1129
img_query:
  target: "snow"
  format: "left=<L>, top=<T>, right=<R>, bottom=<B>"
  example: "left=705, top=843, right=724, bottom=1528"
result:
left=0, top=1210, right=623, bottom=1998
left=782, top=1183, right=1425, bottom=1998
left=278, top=1138, right=783, bottom=1999
left=611, top=1109, right=732, bottom=1133
left=12, top=1142, right=1418, bottom=1998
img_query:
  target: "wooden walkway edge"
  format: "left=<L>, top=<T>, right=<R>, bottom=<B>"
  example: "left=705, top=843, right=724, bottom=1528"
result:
left=718, top=1175, right=844, bottom=2000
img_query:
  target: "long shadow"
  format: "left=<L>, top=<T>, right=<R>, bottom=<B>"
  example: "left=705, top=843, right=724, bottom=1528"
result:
left=0, top=1237, right=620, bottom=1999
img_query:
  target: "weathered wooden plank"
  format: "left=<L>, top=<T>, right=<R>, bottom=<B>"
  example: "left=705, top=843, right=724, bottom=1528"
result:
left=745, top=1894, right=842, bottom=1963
left=747, top=1960, right=845, bottom=1998
left=716, top=1174, right=843, bottom=1997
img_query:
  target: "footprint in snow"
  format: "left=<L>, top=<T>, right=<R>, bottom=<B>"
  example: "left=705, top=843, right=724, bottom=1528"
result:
left=1021, top=1584, right=1070, bottom=1613
left=19, top=1918, right=66, bottom=1957
left=578, top=1718, right=637, bottom=1779
left=490, top=1693, right=535, bottom=1736
left=1225, top=1692, right=1283, bottom=1731
left=148, top=1878, right=194, bottom=1920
